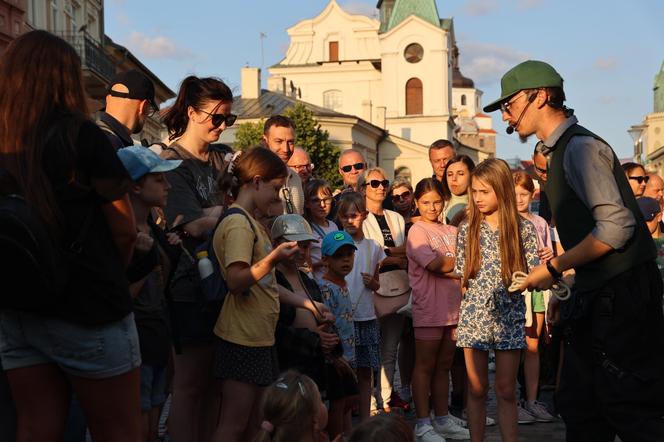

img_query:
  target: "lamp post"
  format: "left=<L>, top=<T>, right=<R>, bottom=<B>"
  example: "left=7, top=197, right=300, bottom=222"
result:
left=628, top=124, right=647, bottom=164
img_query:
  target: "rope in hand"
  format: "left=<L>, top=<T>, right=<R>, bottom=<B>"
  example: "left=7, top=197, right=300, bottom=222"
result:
left=508, top=271, right=571, bottom=301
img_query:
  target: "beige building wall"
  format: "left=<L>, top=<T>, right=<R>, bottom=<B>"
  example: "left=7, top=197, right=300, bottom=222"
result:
left=644, top=112, right=664, bottom=175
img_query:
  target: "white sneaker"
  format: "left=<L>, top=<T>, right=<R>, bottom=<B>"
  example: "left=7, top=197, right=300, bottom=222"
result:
left=461, top=410, right=495, bottom=427
left=415, top=423, right=447, bottom=442
left=517, top=404, right=536, bottom=424
left=432, top=417, right=471, bottom=440
left=448, top=413, right=467, bottom=428
left=525, top=400, right=555, bottom=422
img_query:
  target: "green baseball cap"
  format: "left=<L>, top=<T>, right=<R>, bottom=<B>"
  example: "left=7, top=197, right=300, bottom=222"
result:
left=483, top=60, right=564, bottom=113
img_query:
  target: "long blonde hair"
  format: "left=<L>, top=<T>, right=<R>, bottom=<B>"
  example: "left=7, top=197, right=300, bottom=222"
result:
left=463, top=158, right=527, bottom=288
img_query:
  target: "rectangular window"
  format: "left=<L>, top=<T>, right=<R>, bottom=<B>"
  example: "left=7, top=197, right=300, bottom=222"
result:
left=329, top=41, right=339, bottom=62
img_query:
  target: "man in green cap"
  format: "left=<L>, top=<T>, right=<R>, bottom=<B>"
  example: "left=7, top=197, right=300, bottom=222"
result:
left=487, top=60, right=664, bottom=440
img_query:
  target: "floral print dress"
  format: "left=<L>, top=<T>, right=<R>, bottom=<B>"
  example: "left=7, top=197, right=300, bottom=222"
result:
left=455, top=219, right=539, bottom=350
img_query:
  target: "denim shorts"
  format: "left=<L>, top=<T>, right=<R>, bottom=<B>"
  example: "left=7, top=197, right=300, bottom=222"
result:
left=0, top=310, right=141, bottom=379
left=140, top=364, right=168, bottom=412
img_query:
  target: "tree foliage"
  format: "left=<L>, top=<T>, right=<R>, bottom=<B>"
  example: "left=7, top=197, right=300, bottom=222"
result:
left=284, top=103, right=341, bottom=188
left=234, top=119, right=264, bottom=150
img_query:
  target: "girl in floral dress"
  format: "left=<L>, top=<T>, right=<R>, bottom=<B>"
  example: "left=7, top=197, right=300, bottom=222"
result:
left=455, top=159, right=539, bottom=442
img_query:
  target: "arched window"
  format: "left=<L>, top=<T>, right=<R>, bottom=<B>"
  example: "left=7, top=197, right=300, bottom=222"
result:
left=461, top=94, right=467, bottom=106
left=323, top=90, right=343, bottom=112
left=405, top=78, right=423, bottom=115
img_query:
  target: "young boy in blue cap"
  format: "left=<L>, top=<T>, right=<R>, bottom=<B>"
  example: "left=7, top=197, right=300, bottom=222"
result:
left=318, top=230, right=359, bottom=439
left=117, top=146, right=182, bottom=441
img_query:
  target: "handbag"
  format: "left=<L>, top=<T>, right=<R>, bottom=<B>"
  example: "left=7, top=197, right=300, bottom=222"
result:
left=371, top=213, right=412, bottom=318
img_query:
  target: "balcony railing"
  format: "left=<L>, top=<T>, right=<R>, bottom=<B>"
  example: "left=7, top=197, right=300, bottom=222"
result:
left=57, top=32, right=115, bottom=83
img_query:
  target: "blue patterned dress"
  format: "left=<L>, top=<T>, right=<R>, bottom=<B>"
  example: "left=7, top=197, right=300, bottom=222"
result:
left=455, top=219, right=539, bottom=350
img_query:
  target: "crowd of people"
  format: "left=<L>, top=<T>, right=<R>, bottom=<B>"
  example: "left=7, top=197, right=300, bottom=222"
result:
left=1, top=30, right=663, bottom=442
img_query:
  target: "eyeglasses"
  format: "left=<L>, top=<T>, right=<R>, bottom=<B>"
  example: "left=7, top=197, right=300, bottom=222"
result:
left=340, top=162, right=366, bottom=173
left=534, top=165, right=547, bottom=175
left=392, top=191, right=411, bottom=202
left=629, top=175, right=650, bottom=184
left=198, top=109, right=237, bottom=128
left=291, top=163, right=314, bottom=172
left=500, top=92, right=526, bottom=116
left=364, top=179, right=389, bottom=189
left=310, top=196, right=333, bottom=206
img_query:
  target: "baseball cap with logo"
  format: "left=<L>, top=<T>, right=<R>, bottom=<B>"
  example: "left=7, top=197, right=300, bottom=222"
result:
left=484, top=60, right=564, bottom=113
left=117, top=146, right=182, bottom=181
left=637, top=197, right=662, bottom=222
left=322, top=230, right=357, bottom=257
left=271, top=214, right=318, bottom=242
left=108, top=70, right=157, bottom=110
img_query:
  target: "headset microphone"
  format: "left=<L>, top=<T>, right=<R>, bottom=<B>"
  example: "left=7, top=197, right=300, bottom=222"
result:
left=505, top=92, right=538, bottom=135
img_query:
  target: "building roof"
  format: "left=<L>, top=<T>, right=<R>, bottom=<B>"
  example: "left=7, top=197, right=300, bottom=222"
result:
left=233, top=89, right=356, bottom=120
left=383, top=0, right=440, bottom=33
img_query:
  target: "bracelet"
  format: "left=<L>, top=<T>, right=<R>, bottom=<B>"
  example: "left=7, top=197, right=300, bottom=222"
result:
left=546, top=260, right=562, bottom=280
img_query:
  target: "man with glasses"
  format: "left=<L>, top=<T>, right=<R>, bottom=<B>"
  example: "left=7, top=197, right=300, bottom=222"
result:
left=98, top=70, right=158, bottom=150
left=262, top=115, right=304, bottom=214
left=428, top=139, right=456, bottom=183
left=489, top=60, right=664, bottom=441
left=288, top=147, right=314, bottom=185
left=337, top=148, right=367, bottom=193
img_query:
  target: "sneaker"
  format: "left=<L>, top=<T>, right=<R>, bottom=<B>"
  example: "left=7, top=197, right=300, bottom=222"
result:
left=460, top=410, right=495, bottom=427
left=525, top=400, right=555, bottom=422
left=448, top=413, right=467, bottom=428
left=415, top=423, right=447, bottom=442
left=432, top=417, right=471, bottom=440
left=389, top=392, right=412, bottom=412
left=517, top=404, right=536, bottom=424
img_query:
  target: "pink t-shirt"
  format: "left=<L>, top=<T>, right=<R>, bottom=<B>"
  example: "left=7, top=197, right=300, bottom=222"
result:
left=406, top=221, right=462, bottom=327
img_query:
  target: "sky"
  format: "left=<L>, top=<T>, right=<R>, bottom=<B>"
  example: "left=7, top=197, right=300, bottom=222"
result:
left=105, top=0, right=664, bottom=160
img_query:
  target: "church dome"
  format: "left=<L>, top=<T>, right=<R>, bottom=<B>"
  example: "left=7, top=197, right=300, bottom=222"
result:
left=452, top=66, right=474, bottom=88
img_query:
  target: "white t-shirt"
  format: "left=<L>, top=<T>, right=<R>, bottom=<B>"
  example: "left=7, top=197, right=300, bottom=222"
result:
left=346, top=237, right=386, bottom=322
left=310, top=220, right=340, bottom=280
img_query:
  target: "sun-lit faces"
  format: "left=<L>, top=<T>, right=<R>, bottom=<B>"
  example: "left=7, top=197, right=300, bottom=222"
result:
left=305, top=188, right=334, bottom=221
left=472, top=177, right=499, bottom=216
left=446, top=161, right=471, bottom=196
left=190, top=100, right=232, bottom=144
left=338, top=151, right=366, bottom=188
left=264, top=125, right=296, bottom=163
left=416, top=190, right=444, bottom=223
left=514, top=185, right=533, bottom=214
left=429, top=146, right=455, bottom=181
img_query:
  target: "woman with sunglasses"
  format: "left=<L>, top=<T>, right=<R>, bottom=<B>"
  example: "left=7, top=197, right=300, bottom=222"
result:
left=358, top=168, right=409, bottom=414
left=622, top=162, right=649, bottom=198
left=160, top=75, right=236, bottom=442
left=391, top=178, right=416, bottom=231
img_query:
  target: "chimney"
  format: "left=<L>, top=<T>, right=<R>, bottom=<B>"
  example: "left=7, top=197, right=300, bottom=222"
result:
left=241, top=67, right=261, bottom=99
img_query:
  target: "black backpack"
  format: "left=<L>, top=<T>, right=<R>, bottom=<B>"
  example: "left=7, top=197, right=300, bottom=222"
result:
left=197, top=207, right=257, bottom=309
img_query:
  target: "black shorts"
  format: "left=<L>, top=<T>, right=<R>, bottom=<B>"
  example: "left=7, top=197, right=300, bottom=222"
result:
left=214, top=338, right=279, bottom=387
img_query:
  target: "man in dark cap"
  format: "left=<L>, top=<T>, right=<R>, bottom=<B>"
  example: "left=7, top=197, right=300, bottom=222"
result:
left=488, top=60, right=664, bottom=441
left=98, top=70, right=158, bottom=150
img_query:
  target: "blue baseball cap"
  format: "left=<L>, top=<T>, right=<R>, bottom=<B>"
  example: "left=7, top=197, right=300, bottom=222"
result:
left=117, top=145, right=182, bottom=181
left=321, top=230, right=357, bottom=257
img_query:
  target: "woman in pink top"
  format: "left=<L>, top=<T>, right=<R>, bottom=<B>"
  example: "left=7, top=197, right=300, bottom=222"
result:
left=406, top=178, right=469, bottom=441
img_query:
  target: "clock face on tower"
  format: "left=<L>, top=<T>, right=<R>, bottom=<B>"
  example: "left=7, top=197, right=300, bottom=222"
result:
left=404, top=43, right=424, bottom=63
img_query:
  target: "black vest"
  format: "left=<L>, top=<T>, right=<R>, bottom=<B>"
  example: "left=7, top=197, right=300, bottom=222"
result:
left=546, top=124, right=655, bottom=291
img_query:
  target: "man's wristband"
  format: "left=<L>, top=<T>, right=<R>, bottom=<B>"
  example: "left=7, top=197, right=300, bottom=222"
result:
left=546, top=260, right=562, bottom=280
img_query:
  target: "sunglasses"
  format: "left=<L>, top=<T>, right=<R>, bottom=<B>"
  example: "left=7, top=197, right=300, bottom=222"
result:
left=364, top=179, right=389, bottom=189
left=340, top=162, right=366, bottom=173
left=198, top=109, right=237, bottom=128
left=392, top=191, right=412, bottom=202
left=534, top=165, right=547, bottom=175
left=629, top=175, right=650, bottom=184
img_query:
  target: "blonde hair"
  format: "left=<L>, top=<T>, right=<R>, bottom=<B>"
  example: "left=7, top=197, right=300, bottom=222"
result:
left=463, top=158, right=527, bottom=288
left=253, top=371, right=320, bottom=442
left=357, top=167, right=389, bottom=191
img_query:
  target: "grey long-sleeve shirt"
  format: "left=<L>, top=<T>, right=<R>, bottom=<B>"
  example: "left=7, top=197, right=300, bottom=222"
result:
left=540, top=116, right=635, bottom=250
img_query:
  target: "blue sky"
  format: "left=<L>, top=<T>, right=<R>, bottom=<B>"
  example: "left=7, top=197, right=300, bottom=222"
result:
left=105, top=0, right=663, bottom=160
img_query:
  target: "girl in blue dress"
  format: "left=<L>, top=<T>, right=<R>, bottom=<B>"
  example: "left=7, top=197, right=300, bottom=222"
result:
left=455, top=159, right=539, bottom=442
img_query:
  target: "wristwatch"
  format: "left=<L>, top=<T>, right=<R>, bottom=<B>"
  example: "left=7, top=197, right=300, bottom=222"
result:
left=546, top=260, right=562, bottom=280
